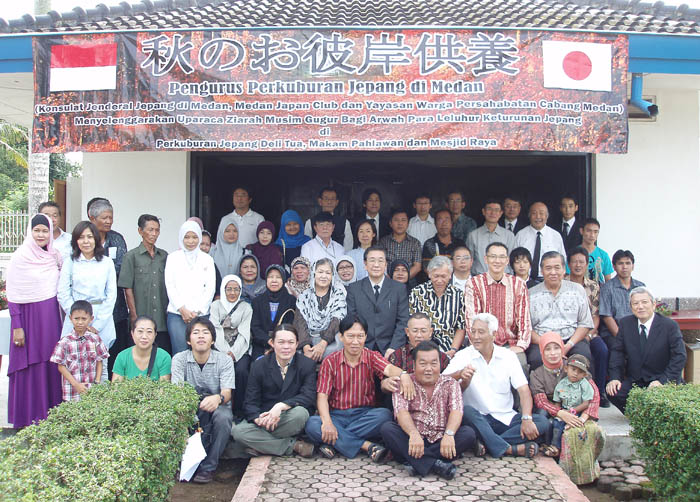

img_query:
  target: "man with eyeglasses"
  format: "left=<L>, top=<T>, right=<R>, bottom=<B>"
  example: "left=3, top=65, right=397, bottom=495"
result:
left=450, top=246, right=473, bottom=293
left=118, top=214, right=171, bottom=353
left=301, top=212, right=345, bottom=266
left=466, top=198, right=515, bottom=276
left=346, top=246, right=409, bottom=359
left=304, top=186, right=354, bottom=251
left=464, top=242, right=532, bottom=372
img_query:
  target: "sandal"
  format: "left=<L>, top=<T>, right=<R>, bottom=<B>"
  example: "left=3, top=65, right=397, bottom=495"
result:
left=473, top=439, right=486, bottom=457
left=542, top=445, right=560, bottom=458
left=367, top=443, right=388, bottom=464
left=318, top=444, right=336, bottom=459
left=510, top=441, right=539, bottom=458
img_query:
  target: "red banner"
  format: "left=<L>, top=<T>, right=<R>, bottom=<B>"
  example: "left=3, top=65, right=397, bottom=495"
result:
left=32, top=29, right=628, bottom=153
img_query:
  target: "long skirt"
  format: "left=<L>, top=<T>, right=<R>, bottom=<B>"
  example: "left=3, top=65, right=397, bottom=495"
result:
left=559, top=420, right=606, bottom=485
left=8, top=297, right=63, bottom=428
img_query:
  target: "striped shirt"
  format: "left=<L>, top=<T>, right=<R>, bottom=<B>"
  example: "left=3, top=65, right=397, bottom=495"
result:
left=171, top=349, right=236, bottom=396
left=464, top=273, right=532, bottom=350
left=50, top=331, right=109, bottom=402
left=317, top=348, right=389, bottom=410
left=409, top=282, right=466, bottom=352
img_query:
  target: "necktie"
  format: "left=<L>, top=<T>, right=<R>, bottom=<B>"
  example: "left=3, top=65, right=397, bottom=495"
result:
left=563, top=222, right=569, bottom=235
left=640, top=324, right=647, bottom=352
left=508, top=222, right=513, bottom=232
left=374, top=284, right=380, bottom=302
left=531, top=231, right=541, bottom=280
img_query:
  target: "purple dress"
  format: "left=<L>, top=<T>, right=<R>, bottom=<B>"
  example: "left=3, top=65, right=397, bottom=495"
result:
left=7, top=296, right=63, bottom=428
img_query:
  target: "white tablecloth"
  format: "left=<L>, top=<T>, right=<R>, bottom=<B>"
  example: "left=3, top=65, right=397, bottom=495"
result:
left=0, top=309, right=10, bottom=355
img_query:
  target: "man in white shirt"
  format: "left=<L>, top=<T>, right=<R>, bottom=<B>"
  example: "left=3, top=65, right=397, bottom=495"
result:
left=39, top=201, right=72, bottom=258
left=220, top=186, right=265, bottom=248
left=514, top=202, right=566, bottom=282
left=304, top=187, right=353, bottom=251
left=450, top=246, right=472, bottom=293
left=443, top=313, right=548, bottom=458
left=300, top=212, right=345, bottom=266
left=407, top=193, right=437, bottom=247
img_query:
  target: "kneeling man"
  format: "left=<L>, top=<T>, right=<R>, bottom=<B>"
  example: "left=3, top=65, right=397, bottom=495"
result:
left=445, top=313, right=548, bottom=458
left=305, top=315, right=415, bottom=461
left=381, top=341, right=476, bottom=479
left=230, top=324, right=317, bottom=458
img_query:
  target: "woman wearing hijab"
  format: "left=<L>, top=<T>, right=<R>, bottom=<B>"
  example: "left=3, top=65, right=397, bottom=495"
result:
left=347, top=219, right=377, bottom=281
left=246, top=221, right=284, bottom=279
left=285, top=256, right=311, bottom=298
left=239, top=254, right=267, bottom=302
left=58, top=220, right=117, bottom=383
left=211, top=216, right=244, bottom=279
left=250, top=264, right=296, bottom=359
left=210, top=274, right=253, bottom=417
left=275, top=210, right=311, bottom=269
left=335, top=255, right=357, bottom=287
left=294, top=258, right=347, bottom=362
left=530, top=332, right=605, bottom=485
left=164, top=221, right=216, bottom=354
left=6, top=214, right=63, bottom=428
left=389, top=258, right=411, bottom=293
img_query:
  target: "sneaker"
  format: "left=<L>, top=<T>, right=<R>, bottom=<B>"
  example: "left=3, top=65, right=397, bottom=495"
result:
left=431, top=459, right=456, bottom=480
left=293, top=439, right=315, bottom=458
left=192, top=470, right=214, bottom=484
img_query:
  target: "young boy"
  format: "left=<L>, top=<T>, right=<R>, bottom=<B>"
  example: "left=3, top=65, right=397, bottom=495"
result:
left=50, top=300, right=109, bottom=402
left=547, top=354, right=594, bottom=456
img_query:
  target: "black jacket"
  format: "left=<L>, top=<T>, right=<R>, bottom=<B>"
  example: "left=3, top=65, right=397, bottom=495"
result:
left=250, top=290, right=296, bottom=359
left=243, top=352, right=317, bottom=421
left=555, top=217, right=583, bottom=254
left=609, top=314, right=686, bottom=385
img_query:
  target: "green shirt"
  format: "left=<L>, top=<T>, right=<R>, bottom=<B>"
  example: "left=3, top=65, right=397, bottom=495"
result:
left=113, top=347, right=172, bottom=380
left=118, top=242, right=168, bottom=331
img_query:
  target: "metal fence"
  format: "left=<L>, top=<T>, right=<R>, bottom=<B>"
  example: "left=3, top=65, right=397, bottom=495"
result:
left=0, top=212, right=29, bottom=252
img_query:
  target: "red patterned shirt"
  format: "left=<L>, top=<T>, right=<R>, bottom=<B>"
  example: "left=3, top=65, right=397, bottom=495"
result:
left=393, top=374, right=463, bottom=443
left=388, top=343, right=450, bottom=374
left=464, top=272, right=532, bottom=349
left=317, top=348, right=389, bottom=410
left=50, top=331, right=109, bottom=402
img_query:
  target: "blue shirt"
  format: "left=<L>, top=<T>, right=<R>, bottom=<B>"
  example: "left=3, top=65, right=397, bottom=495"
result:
left=588, top=247, right=613, bottom=284
left=599, top=276, right=645, bottom=337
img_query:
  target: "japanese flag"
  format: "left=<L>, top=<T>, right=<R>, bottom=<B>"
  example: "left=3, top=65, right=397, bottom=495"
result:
left=49, top=43, right=117, bottom=92
left=542, top=41, right=612, bottom=92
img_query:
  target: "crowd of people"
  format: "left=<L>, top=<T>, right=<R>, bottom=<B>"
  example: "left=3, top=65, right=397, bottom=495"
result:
left=4, top=187, right=687, bottom=486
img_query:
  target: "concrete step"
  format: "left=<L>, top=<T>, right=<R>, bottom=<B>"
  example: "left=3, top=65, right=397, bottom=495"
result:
left=597, top=404, right=636, bottom=461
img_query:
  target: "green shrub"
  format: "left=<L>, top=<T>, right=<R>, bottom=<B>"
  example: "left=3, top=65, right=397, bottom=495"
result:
left=627, top=384, right=700, bottom=502
left=0, top=378, right=200, bottom=502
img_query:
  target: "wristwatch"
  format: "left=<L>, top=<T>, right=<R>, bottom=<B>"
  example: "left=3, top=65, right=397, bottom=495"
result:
left=445, top=429, right=455, bottom=436
left=521, top=415, right=533, bottom=421
left=219, top=393, right=225, bottom=405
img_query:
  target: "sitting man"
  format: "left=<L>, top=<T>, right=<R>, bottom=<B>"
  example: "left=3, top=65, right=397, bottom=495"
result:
left=527, top=251, right=594, bottom=371
left=381, top=341, right=476, bottom=480
left=388, top=313, right=450, bottom=374
left=606, top=287, right=686, bottom=414
left=171, top=317, right=234, bottom=484
left=445, top=313, right=549, bottom=458
left=305, top=315, right=414, bottom=462
left=229, top=324, right=316, bottom=458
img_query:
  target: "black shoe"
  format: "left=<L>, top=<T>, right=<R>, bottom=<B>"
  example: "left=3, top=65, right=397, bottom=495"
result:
left=404, top=463, right=419, bottom=477
left=192, top=470, right=214, bottom=484
left=431, top=459, right=456, bottom=480
left=600, top=394, right=611, bottom=408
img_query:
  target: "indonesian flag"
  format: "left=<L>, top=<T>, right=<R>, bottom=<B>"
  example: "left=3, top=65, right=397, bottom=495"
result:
left=49, top=43, right=117, bottom=92
left=542, top=41, right=612, bottom=92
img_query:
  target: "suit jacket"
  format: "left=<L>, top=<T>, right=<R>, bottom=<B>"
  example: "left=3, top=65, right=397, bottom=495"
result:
left=555, top=217, right=583, bottom=254
left=250, top=290, right=296, bottom=359
left=500, top=217, right=527, bottom=235
left=243, top=352, right=317, bottom=421
left=608, top=314, right=686, bottom=385
left=352, top=213, right=391, bottom=240
left=346, top=277, right=409, bottom=354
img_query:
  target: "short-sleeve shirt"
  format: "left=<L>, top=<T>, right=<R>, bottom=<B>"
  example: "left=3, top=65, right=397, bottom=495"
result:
left=118, top=243, right=169, bottom=331
left=422, top=236, right=467, bottom=262
left=588, top=247, right=614, bottom=284
left=565, top=276, right=600, bottom=318
left=408, top=282, right=466, bottom=352
left=317, top=348, right=389, bottom=410
left=50, top=331, right=109, bottom=402
left=112, top=347, right=172, bottom=381
left=553, top=377, right=594, bottom=409
left=379, top=234, right=422, bottom=267
left=452, top=214, right=477, bottom=242
left=529, top=280, right=594, bottom=340
left=171, top=350, right=235, bottom=396
left=599, top=276, right=646, bottom=322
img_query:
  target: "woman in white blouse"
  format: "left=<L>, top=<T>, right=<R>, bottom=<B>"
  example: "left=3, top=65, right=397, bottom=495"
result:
left=165, top=221, right=216, bottom=354
left=57, top=220, right=117, bottom=382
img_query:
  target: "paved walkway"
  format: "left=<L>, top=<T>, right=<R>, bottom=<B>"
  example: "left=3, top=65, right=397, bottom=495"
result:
left=233, top=452, right=590, bottom=502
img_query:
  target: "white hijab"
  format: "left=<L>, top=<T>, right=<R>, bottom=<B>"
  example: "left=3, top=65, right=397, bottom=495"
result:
left=219, top=274, right=243, bottom=313
left=178, top=221, right=202, bottom=268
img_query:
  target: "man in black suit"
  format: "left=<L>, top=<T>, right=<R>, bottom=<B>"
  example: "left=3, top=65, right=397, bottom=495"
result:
left=354, top=188, right=391, bottom=240
left=606, top=287, right=687, bottom=413
left=230, top=324, right=317, bottom=458
left=556, top=195, right=583, bottom=253
left=346, top=246, right=409, bottom=359
left=501, top=196, right=527, bottom=235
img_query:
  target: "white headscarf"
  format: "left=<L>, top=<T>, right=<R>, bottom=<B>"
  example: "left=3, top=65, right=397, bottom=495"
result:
left=178, top=220, right=202, bottom=268
left=211, top=215, right=244, bottom=277
left=296, top=259, right=347, bottom=333
left=336, top=254, right=357, bottom=286
left=219, top=274, right=243, bottom=313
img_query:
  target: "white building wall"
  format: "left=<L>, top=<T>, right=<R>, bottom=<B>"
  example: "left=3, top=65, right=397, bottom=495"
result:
left=81, top=151, right=189, bottom=252
left=596, top=75, right=700, bottom=298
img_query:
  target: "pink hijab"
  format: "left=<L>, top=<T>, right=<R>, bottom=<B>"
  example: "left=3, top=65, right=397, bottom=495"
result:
left=6, top=214, right=62, bottom=304
left=538, top=331, right=565, bottom=370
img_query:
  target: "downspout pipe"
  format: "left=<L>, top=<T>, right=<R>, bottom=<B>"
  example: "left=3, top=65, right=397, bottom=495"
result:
left=630, top=73, right=658, bottom=117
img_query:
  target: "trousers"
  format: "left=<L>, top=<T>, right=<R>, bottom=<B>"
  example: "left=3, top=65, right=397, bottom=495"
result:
left=198, top=404, right=234, bottom=473
left=305, top=407, right=392, bottom=458
left=229, top=406, right=310, bottom=457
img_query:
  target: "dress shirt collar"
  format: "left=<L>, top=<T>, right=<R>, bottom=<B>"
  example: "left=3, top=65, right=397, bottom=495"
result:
left=485, top=272, right=508, bottom=285
left=341, top=347, right=371, bottom=367
left=638, top=313, right=655, bottom=334
left=369, top=276, right=385, bottom=291
left=563, top=216, right=576, bottom=228
left=315, top=235, right=334, bottom=248
left=415, top=214, right=434, bottom=223
left=67, top=330, right=88, bottom=341
left=529, top=225, right=546, bottom=233
left=78, top=253, right=97, bottom=262
left=505, top=218, right=517, bottom=226
left=185, top=350, right=213, bottom=365
left=137, top=242, right=165, bottom=256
